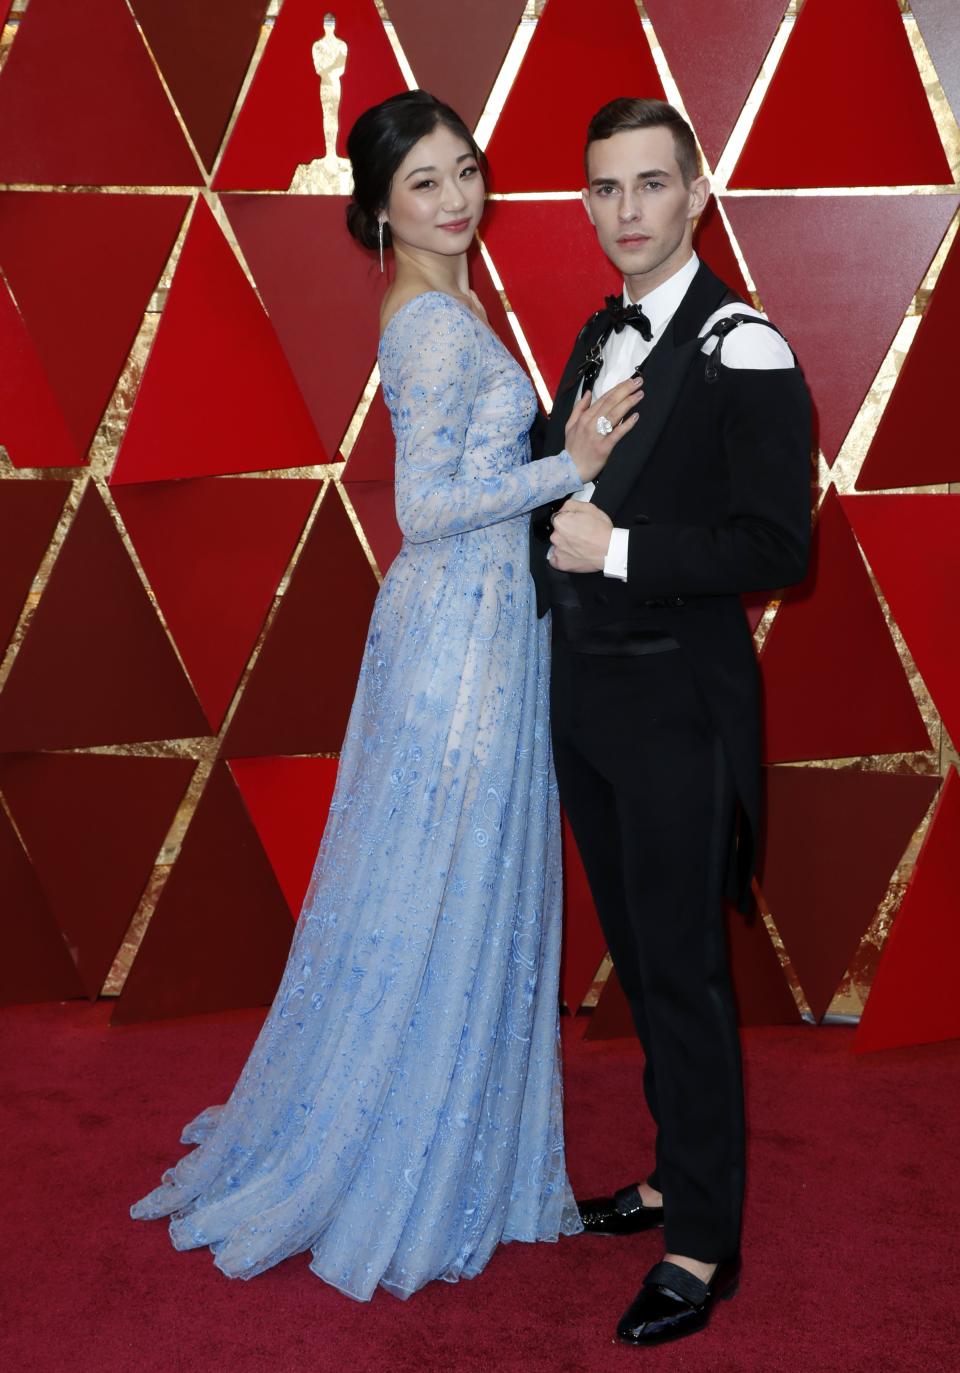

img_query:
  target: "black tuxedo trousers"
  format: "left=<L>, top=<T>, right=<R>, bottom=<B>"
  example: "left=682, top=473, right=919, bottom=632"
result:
left=552, top=638, right=744, bottom=1259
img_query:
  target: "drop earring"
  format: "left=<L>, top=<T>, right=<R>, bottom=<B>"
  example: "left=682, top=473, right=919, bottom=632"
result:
left=378, top=218, right=385, bottom=274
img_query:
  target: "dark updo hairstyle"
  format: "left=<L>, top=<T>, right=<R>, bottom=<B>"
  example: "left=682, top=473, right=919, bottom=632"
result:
left=346, top=90, right=487, bottom=251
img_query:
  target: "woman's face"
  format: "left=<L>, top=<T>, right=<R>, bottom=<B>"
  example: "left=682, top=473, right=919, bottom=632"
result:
left=384, top=124, right=484, bottom=257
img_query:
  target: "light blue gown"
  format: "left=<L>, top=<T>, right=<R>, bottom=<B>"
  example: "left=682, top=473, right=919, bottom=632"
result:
left=131, top=291, right=585, bottom=1301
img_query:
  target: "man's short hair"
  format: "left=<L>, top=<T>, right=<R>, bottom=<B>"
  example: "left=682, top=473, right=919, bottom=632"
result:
left=585, top=98, right=701, bottom=187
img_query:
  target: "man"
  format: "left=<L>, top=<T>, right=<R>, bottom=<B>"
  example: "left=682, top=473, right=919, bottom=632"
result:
left=531, top=99, right=811, bottom=1347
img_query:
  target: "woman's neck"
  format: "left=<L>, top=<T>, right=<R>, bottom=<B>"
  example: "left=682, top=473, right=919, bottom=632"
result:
left=392, top=241, right=470, bottom=298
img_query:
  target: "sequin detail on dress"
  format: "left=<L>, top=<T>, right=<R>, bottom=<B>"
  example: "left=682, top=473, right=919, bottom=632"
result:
left=130, top=292, right=585, bottom=1301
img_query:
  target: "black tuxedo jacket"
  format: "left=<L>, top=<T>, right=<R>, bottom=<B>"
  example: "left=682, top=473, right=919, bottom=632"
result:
left=530, top=261, right=813, bottom=905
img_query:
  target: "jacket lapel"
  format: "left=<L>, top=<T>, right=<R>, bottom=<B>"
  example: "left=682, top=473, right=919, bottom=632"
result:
left=590, top=262, right=730, bottom=520
left=544, top=312, right=608, bottom=454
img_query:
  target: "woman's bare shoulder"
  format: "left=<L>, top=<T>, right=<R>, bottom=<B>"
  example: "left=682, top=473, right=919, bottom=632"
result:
left=379, top=287, right=479, bottom=342
left=380, top=283, right=441, bottom=334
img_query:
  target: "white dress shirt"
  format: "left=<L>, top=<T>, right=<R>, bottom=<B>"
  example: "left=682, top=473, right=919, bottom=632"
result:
left=566, top=253, right=795, bottom=580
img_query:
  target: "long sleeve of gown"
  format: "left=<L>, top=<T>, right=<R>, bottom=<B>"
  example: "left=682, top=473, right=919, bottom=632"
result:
left=381, top=293, right=582, bottom=544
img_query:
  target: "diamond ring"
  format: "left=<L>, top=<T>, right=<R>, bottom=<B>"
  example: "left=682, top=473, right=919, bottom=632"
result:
left=595, top=414, right=614, bottom=436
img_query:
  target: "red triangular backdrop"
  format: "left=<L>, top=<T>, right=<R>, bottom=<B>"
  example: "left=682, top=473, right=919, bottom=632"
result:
left=0, top=805, right=84, bottom=1007
left=221, top=195, right=385, bottom=458
left=759, top=491, right=929, bottom=764
left=730, top=0, right=951, bottom=188
left=0, top=283, right=79, bottom=468
left=854, top=768, right=960, bottom=1053
left=842, top=494, right=960, bottom=750
left=0, top=0, right=200, bottom=185
left=644, top=0, right=788, bottom=171
left=229, top=756, right=339, bottom=917
left=911, top=0, right=960, bottom=133
left=0, top=753, right=194, bottom=998
left=112, top=200, right=329, bottom=484
left=0, top=480, right=69, bottom=653
left=0, top=192, right=189, bottom=461
left=113, top=764, right=295, bottom=1024
left=130, top=1, right=269, bottom=172
left=386, top=0, right=526, bottom=132
left=857, top=232, right=960, bottom=490
left=484, top=0, right=665, bottom=192
left=223, top=488, right=379, bottom=757
left=342, top=482, right=401, bottom=577
left=0, top=484, right=210, bottom=751
left=722, top=194, right=959, bottom=461
left=760, top=766, right=941, bottom=1021
left=113, top=477, right=320, bottom=730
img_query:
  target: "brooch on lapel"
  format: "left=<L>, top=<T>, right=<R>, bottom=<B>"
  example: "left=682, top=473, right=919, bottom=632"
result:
left=576, top=336, right=607, bottom=393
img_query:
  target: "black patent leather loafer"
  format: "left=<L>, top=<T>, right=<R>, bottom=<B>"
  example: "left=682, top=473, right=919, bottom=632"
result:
left=577, top=1182, right=664, bottom=1235
left=617, top=1254, right=741, bottom=1347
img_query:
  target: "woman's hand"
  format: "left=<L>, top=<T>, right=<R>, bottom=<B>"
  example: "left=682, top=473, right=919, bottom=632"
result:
left=564, top=377, right=644, bottom=484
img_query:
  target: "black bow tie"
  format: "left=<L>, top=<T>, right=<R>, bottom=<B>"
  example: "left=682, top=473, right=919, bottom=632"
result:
left=603, top=295, right=653, bottom=341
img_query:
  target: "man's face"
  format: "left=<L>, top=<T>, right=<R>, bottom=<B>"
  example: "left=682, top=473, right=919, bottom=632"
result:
left=582, top=126, right=709, bottom=297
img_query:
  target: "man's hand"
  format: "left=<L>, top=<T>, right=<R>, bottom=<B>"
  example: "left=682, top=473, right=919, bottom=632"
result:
left=549, top=499, right=614, bottom=573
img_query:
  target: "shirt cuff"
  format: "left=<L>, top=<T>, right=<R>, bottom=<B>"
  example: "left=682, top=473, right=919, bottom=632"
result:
left=603, top=527, right=629, bottom=581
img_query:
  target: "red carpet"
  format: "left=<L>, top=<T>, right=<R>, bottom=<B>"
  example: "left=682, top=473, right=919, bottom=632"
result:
left=2, top=1003, right=958, bottom=1372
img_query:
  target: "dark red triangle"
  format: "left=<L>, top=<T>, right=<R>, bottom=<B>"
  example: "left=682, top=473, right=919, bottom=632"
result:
left=221, top=195, right=385, bottom=458
left=842, top=495, right=960, bottom=749
left=692, top=197, right=751, bottom=301
left=341, top=388, right=394, bottom=481
left=583, top=967, right=633, bottom=1040
left=725, top=898, right=803, bottom=1026
left=730, top=0, right=951, bottom=188
left=112, top=764, right=294, bottom=1023
left=0, top=283, right=80, bottom=468
left=0, top=480, right=70, bottom=654
left=857, top=233, right=960, bottom=490
left=0, top=0, right=200, bottom=185
left=911, top=0, right=960, bottom=132
left=760, top=766, right=940, bottom=1022
left=481, top=199, right=622, bottom=396
left=386, top=0, right=524, bottom=132
left=214, top=0, right=404, bottom=190
left=0, top=192, right=189, bottom=459
left=468, top=238, right=529, bottom=373
left=228, top=756, right=338, bottom=917
left=223, top=487, right=379, bottom=756
left=760, top=490, right=929, bottom=763
left=113, top=478, right=320, bottom=730
left=111, top=200, right=328, bottom=484
left=0, top=754, right=194, bottom=999
left=854, top=767, right=960, bottom=1052
left=0, top=484, right=209, bottom=750
left=129, top=1, right=269, bottom=172
left=722, top=194, right=959, bottom=461
left=0, top=804, right=84, bottom=1007
left=560, top=811, right=607, bottom=1015
left=342, top=481, right=402, bottom=577
left=485, top=0, right=666, bottom=192
left=644, top=0, right=788, bottom=171
left=340, top=392, right=402, bottom=574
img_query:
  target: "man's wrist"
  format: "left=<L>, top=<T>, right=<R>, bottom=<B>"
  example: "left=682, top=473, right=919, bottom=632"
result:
left=603, top=527, right=630, bottom=580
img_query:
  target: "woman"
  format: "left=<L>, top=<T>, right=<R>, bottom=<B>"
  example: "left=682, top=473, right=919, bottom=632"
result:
left=132, top=90, right=641, bottom=1301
